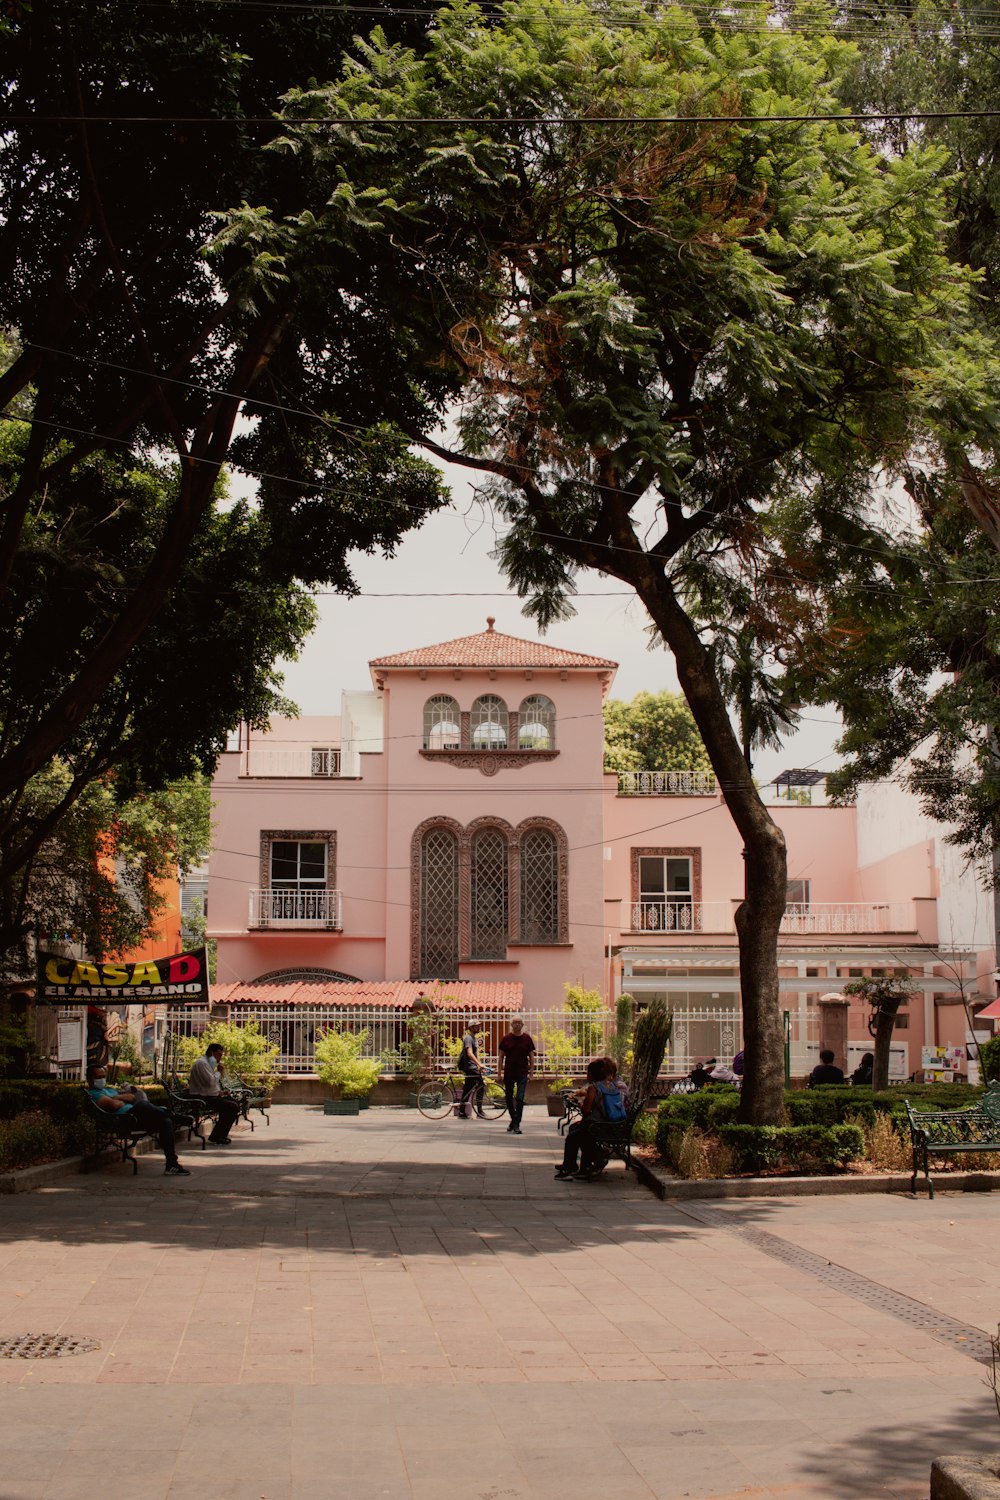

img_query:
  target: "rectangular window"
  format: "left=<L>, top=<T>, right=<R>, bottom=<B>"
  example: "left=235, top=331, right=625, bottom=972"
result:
left=268, top=840, right=328, bottom=922
left=786, top=879, right=810, bottom=907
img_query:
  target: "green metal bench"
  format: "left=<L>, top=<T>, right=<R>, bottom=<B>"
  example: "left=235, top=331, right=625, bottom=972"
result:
left=905, top=1081, right=1000, bottom=1198
left=580, top=1097, right=647, bottom=1179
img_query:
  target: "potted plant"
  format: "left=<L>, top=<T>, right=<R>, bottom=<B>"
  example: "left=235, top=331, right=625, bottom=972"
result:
left=540, top=1023, right=577, bottom=1115
left=402, top=1001, right=437, bottom=1106
left=315, top=1027, right=380, bottom=1114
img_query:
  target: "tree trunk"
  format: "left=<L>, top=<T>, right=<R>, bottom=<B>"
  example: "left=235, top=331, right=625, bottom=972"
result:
left=637, top=572, right=788, bottom=1125
left=872, top=997, right=902, bottom=1092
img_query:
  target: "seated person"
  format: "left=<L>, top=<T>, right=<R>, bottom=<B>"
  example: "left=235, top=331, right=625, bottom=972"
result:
left=186, top=1042, right=242, bottom=1144
left=851, top=1051, right=874, bottom=1086
left=732, top=1050, right=745, bottom=1078
left=85, top=1064, right=190, bottom=1175
left=555, top=1058, right=625, bottom=1180
left=809, top=1048, right=846, bottom=1086
left=689, top=1058, right=716, bottom=1089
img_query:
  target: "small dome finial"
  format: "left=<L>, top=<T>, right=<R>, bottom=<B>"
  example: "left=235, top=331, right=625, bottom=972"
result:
left=486, top=616, right=495, bottom=631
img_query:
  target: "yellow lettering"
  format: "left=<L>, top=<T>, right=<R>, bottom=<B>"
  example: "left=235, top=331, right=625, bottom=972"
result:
left=45, top=958, right=72, bottom=984
left=69, top=963, right=100, bottom=986
left=128, top=963, right=161, bottom=985
left=100, top=965, right=127, bottom=985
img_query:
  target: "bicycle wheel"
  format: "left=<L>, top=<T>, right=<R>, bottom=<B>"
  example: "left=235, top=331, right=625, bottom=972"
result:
left=477, top=1082, right=507, bottom=1121
left=416, top=1080, right=455, bottom=1120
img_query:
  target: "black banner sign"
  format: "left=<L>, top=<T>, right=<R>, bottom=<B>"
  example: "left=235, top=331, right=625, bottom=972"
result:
left=36, top=947, right=209, bottom=1005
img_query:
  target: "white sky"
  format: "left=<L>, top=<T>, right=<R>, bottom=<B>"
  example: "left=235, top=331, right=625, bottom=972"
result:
left=273, top=456, right=844, bottom=786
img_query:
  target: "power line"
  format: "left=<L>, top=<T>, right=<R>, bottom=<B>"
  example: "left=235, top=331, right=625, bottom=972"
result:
left=7, top=107, right=1000, bottom=125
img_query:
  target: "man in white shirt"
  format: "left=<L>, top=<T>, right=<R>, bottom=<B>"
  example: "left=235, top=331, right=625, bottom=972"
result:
left=187, top=1043, right=241, bottom=1144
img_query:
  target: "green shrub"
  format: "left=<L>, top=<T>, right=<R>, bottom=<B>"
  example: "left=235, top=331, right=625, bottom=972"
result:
left=716, top=1122, right=864, bottom=1174
left=564, top=984, right=605, bottom=1055
left=177, top=1021, right=280, bottom=1092
left=717, top=1124, right=784, bottom=1173
left=786, top=1089, right=876, bottom=1128
left=314, top=1028, right=380, bottom=1100
left=980, top=1037, right=1000, bottom=1084
left=630, top=1109, right=658, bottom=1147
left=0, top=1111, right=62, bottom=1170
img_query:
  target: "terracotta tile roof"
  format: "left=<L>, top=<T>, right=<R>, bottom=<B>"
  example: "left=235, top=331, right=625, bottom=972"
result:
left=210, top=979, right=524, bottom=1010
left=369, top=618, right=617, bottom=672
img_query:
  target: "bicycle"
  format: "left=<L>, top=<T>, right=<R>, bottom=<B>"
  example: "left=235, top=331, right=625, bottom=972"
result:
left=416, top=1070, right=507, bottom=1121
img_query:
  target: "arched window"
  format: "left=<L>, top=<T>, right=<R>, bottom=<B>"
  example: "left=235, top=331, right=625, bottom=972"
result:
left=518, top=694, right=556, bottom=750
left=471, top=694, right=508, bottom=749
left=419, top=827, right=459, bottom=978
left=471, top=828, right=508, bottom=958
left=520, top=827, right=559, bottom=942
left=423, top=694, right=461, bottom=751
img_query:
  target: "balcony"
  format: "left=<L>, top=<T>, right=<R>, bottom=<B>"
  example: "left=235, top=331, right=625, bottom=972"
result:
left=617, top=769, right=718, bottom=796
left=249, top=888, right=343, bottom=929
left=244, top=748, right=341, bottom=778
left=628, top=900, right=919, bottom=936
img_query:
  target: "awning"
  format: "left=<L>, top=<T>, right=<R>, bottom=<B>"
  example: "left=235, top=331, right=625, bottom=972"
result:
left=208, top=979, right=524, bottom=1010
left=974, top=996, right=1000, bottom=1021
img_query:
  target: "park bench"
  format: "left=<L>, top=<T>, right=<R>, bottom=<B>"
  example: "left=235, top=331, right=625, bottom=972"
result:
left=582, top=1097, right=648, bottom=1179
left=226, top=1073, right=271, bottom=1131
left=83, top=1092, right=197, bottom=1174
left=82, top=1093, right=154, bottom=1175
left=166, top=1076, right=221, bottom=1148
left=905, top=1081, right=1000, bottom=1198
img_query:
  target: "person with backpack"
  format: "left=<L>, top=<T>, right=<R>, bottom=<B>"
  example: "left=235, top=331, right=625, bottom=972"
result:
left=554, top=1057, right=625, bottom=1180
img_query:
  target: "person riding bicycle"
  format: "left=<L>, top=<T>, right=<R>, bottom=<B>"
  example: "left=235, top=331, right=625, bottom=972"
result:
left=457, top=1020, right=486, bottom=1118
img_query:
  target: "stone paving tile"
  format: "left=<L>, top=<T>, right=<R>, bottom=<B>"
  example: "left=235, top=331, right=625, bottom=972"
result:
left=1, top=1107, right=999, bottom=1498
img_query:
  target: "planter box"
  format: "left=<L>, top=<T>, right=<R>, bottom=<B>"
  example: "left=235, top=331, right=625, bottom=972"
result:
left=357, top=1097, right=370, bottom=1110
left=323, top=1099, right=360, bottom=1116
left=547, top=1095, right=567, bottom=1117
left=932, top=1457, right=1000, bottom=1500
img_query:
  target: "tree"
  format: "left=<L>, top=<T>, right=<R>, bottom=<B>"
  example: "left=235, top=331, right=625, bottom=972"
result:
left=603, top=691, right=711, bottom=777
left=0, top=771, right=210, bottom=985
left=0, top=1, right=451, bottom=923
left=842, top=975, right=915, bottom=1093
left=288, top=0, right=986, bottom=1122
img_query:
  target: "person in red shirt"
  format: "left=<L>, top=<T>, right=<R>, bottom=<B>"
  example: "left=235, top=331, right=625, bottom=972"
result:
left=497, top=1016, right=536, bottom=1135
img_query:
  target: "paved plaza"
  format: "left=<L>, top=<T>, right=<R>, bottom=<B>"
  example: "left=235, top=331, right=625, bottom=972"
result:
left=1, top=1105, right=999, bottom=1500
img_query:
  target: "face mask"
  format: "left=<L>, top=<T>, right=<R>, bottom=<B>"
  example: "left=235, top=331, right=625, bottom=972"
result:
left=92, top=1076, right=106, bottom=1086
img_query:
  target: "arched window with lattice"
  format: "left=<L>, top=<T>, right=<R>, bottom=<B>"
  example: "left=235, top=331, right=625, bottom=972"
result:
left=471, top=827, right=508, bottom=958
left=520, top=827, right=559, bottom=943
left=471, top=694, right=508, bottom=749
left=423, top=694, right=461, bottom=751
left=419, top=827, right=459, bottom=978
left=518, top=694, right=556, bottom=750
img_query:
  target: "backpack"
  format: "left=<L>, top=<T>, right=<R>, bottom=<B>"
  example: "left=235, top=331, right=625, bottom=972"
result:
left=595, top=1081, right=626, bottom=1122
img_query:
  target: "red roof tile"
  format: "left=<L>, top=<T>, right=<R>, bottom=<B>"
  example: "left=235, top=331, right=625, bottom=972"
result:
left=369, top=619, right=616, bottom=672
left=210, top=979, right=524, bottom=1010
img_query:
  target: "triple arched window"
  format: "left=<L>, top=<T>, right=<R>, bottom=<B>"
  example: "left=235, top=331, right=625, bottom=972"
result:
left=421, top=694, right=556, bottom=753
left=414, top=818, right=566, bottom=978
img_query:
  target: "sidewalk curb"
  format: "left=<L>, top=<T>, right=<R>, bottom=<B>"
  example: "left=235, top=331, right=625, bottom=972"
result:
left=634, top=1157, right=1000, bottom=1200
left=0, top=1136, right=159, bottom=1194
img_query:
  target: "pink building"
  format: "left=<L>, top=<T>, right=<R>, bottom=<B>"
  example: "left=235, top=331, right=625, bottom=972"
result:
left=205, top=620, right=997, bottom=1080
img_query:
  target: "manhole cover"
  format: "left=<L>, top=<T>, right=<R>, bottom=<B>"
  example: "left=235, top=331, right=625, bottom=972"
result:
left=0, top=1334, right=101, bottom=1359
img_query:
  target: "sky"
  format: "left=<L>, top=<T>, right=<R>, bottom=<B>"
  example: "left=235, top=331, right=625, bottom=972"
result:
left=273, top=455, right=844, bottom=787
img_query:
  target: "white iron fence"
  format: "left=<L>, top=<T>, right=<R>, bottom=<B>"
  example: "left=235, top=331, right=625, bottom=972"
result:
left=167, top=1003, right=621, bottom=1078
left=628, top=900, right=916, bottom=935
left=248, top=888, right=343, bottom=929
left=617, top=769, right=718, bottom=796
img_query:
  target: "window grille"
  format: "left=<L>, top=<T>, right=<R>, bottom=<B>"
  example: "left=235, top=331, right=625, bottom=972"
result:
left=518, top=694, right=555, bottom=749
left=520, top=828, right=558, bottom=941
left=471, top=828, right=508, bottom=958
left=423, top=694, right=461, bottom=750
left=471, top=694, right=508, bottom=749
left=419, top=828, right=459, bottom=978
left=310, top=747, right=341, bottom=776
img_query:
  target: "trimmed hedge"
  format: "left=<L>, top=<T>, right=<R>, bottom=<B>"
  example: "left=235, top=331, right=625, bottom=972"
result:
left=656, top=1081, right=985, bottom=1173
left=716, top=1123, right=865, bottom=1174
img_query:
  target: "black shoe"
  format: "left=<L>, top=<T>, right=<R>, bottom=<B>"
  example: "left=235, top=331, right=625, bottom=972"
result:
left=513, top=1127, right=522, bottom=1135
left=554, top=1167, right=573, bottom=1179
left=208, top=1137, right=231, bottom=1145
left=506, top=1124, right=515, bottom=1133
left=165, top=1162, right=191, bottom=1175
left=571, top=1170, right=596, bottom=1181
